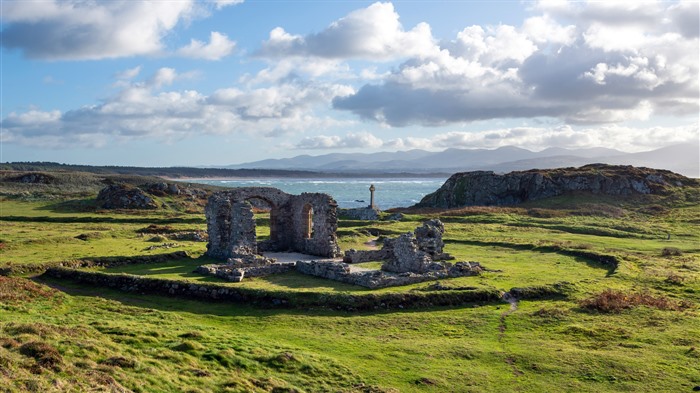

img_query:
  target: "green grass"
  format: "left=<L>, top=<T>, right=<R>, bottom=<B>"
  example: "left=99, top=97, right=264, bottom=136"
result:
left=1, top=187, right=700, bottom=392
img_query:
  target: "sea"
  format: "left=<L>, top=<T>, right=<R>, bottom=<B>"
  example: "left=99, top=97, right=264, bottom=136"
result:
left=187, top=178, right=447, bottom=209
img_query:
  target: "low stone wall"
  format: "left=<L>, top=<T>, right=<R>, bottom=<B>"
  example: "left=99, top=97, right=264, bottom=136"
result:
left=296, top=260, right=482, bottom=289
left=343, top=249, right=390, bottom=263
left=196, top=263, right=295, bottom=282
left=0, top=251, right=190, bottom=276
left=41, top=267, right=501, bottom=310
left=339, top=207, right=380, bottom=220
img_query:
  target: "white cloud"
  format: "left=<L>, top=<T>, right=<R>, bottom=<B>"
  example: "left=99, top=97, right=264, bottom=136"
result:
left=258, top=2, right=436, bottom=60
left=177, top=31, right=236, bottom=60
left=284, top=123, right=699, bottom=153
left=210, top=0, right=244, bottom=10
left=1, top=0, right=196, bottom=60
left=295, top=132, right=383, bottom=149
left=1, top=68, right=354, bottom=147
left=334, top=1, right=698, bottom=126
left=115, top=66, right=142, bottom=80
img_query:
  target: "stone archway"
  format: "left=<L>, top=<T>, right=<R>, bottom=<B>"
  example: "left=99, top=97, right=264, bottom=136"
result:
left=244, top=196, right=278, bottom=244
left=205, top=187, right=341, bottom=260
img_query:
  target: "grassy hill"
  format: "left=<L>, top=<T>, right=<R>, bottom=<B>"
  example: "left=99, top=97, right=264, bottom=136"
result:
left=0, top=169, right=698, bottom=392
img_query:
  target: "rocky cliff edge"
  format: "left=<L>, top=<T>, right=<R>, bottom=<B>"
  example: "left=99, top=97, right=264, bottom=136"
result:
left=415, top=164, right=697, bottom=208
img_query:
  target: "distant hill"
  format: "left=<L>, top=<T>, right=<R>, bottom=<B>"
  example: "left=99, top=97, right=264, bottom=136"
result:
left=227, top=144, right=699, bottom=178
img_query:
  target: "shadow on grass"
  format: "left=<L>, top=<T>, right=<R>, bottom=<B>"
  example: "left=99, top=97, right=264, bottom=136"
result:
left=0, top=215, right=204, bottom=225
left=35, top=275, right=485, bottom=318
left=446, top=239, right=617, bottom=276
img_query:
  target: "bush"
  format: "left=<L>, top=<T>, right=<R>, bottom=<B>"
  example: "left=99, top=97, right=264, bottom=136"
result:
left=661, top=247, right=683, bottom=257
left=580, top=289, right=692, bottom=313
left=18, top=341, right=63, bottom=369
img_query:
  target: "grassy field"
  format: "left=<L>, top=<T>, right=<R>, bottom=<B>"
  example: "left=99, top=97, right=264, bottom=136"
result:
left=1, top=175, right=700, bottom=392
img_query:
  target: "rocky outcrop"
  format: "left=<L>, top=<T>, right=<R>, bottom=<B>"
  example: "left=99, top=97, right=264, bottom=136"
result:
left=416, top=164, right=694, bottom=208
left=340, top=207, right=381, bottom=220
left=8, top=172, right=56, bottom=184
left=96, top=184, right=157, bottom=209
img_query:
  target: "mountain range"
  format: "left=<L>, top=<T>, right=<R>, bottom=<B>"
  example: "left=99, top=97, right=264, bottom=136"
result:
left=227, top=143, right=699, bottom=178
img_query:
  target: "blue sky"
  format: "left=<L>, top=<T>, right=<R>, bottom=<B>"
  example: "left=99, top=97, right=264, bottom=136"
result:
left=1, top=0, right=698, bottom=166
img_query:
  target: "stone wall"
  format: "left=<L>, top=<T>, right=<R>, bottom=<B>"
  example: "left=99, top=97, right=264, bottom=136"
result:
left=339, top=207, right=381, bottom=220
left=205, top=187, right=341, bottom=260
left=343, top=249, right=391, bottom=263
left=42, top=266, right=500, bottom=310
left=296, top=260, right=482, bottom=289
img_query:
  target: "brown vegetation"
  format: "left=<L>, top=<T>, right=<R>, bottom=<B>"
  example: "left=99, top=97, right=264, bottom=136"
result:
left=0, top=277, right=59, bottom=303
left=580, top=289, right=693, bottom=313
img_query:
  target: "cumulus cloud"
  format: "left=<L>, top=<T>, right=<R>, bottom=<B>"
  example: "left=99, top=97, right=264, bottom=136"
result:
left=417, top=125, right=699, bottom=152
left=295, top=132, right=383, bottom=149
left=287, top=123, right=698, bottom=153
left=0, top=0, right=242, bottom=60
left=333, top=1, right=698, bottom=126
left=258, top=2, right=435, bottom=60
left=1, top=68, right=354, bottom=147
left=177, top=31, right=236, bottom=60
left=0, top=0, right=196, bottom=60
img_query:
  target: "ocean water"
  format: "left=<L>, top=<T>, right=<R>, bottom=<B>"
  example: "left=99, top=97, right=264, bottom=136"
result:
left=188, top=178, right=447, bottom=209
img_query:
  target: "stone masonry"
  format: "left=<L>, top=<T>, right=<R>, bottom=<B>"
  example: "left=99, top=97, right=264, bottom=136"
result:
left=205, top=187, right=341, bottom=261
left=344, top=219, right=454, bottom=273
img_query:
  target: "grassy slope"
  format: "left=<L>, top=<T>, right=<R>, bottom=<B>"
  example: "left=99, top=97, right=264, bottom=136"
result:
left=1, top=174, right=699, bottom=392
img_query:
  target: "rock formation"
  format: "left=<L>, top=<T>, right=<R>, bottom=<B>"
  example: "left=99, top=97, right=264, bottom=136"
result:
left=96, top=184, right=157, bottom=209
left=415, top=164, right=695, bottom=208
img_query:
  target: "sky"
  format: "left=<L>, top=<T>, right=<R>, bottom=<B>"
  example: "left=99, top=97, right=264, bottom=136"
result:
left=1, top=0, right=698, bottom=167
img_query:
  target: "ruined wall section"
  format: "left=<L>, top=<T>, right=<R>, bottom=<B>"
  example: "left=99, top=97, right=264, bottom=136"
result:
left=229, top=201, right=257, bottom=255
left=205, top=194, right=233, bottom=259
left=206, top=188, right=341, bottom=259
left=290, top=193, right=341, bottom=257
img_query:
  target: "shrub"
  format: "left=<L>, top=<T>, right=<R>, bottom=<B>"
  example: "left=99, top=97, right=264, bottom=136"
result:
left=18, top=341, right=62, bottom=369
left=661, top=247, right=683, bottom=257
left=580, top=289, right=692, bottom=313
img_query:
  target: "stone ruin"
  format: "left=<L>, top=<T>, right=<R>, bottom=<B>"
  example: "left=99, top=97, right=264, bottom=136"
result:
left=205, top=187, right=341, bottom=263
left=344, top=219, right=456, bottom=272
left=198, top=208, right=482, bottom=288
left=293, top=219, right=480, bottom=289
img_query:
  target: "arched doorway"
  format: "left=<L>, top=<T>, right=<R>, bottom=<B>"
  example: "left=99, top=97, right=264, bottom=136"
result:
left=302, top=203, right=314, bottom=239
left=245, top=197, right=277, bottom=243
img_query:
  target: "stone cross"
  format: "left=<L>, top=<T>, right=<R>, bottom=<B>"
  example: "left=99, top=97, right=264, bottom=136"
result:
left=369, top=184, right=376, bottom=209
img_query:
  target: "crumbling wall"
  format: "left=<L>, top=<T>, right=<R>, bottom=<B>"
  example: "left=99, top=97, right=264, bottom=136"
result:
left=290, top=193, right=341, bottom=257
left=343, top=219, right=453, bottom=273
left=206, top=187, right=341, bottom=260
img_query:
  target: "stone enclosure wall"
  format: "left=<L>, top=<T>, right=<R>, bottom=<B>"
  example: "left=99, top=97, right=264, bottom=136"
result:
left=205, top=187, right=341, bottom=260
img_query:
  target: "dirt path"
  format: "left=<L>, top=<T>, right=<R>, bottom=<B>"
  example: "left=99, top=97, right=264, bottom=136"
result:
left=362, top=237, right=380, bottom=250
left=497, top=291, right=523, bottom=377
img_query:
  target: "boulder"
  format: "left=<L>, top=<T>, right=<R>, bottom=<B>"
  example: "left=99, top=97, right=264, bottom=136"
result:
left=96, top=184, right=157, bottom=209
